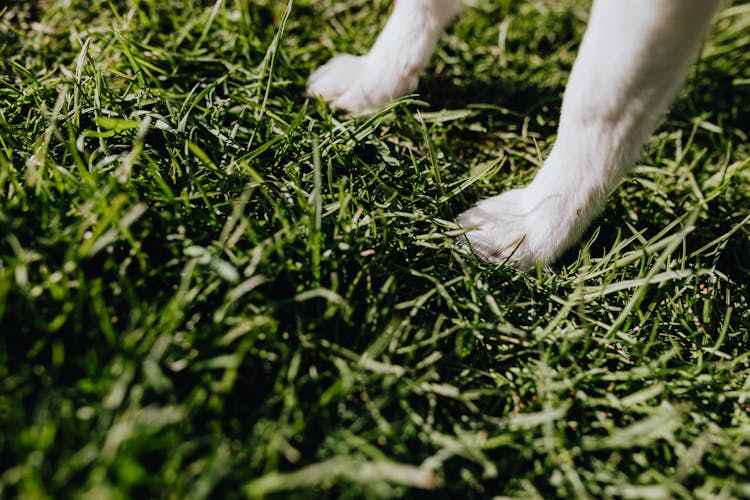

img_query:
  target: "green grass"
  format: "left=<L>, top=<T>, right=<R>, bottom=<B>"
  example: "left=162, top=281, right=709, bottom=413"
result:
left=2, top=0, right=750, bottom=497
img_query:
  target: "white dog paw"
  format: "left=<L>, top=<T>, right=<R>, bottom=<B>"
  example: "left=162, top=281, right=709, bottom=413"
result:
left=306, top=54, right=367, bottom=108
left=457, top=188, right=575, bottom=270
left=307, top=53, right=417, bottom=113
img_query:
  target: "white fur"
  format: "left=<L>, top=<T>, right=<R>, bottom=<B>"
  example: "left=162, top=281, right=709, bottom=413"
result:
left=307, top=0, right=722, bottom=269
left=307, top=0, right=461, bottom=111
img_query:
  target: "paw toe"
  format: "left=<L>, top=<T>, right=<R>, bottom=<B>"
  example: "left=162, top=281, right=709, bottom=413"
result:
left=306, top=54, right=364, bottom=102
left=456, top=191, right=538, bottom=269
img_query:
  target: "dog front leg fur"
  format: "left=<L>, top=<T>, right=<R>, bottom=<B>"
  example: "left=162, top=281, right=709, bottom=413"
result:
left=307, top=0, right=461, bottom=112
left=459, top=0, right=721, bottom=269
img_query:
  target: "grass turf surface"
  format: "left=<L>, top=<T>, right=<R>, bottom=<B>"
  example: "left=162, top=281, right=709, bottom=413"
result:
left=2, top=0, right=750, bottom=497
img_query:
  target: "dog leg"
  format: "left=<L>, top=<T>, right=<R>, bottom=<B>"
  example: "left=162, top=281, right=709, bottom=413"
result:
left=307, top=0, right=461, bottom=112
left=459, top=0, right=721, bottom=269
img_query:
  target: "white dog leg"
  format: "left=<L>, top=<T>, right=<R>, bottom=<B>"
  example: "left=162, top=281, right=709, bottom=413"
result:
left=307, top=0, right=461, bottom=112
left=459, top=0, right=721, bottom=269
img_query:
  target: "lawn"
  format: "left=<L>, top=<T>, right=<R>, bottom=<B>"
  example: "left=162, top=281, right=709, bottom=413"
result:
left=1, top=0, right=750, bottom=497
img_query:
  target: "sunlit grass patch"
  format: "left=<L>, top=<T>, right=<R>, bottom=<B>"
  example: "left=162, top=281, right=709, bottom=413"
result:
left=1, top=0, right=749, bottom=497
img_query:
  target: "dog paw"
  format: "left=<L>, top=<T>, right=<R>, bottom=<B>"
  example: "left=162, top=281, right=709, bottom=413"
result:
left=457, top=188, right=575, bottom=270
left=307, top=53, right=418, bottom=113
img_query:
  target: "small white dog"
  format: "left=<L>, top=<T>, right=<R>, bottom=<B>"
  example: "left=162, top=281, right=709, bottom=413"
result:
left=307, top=0, right=722, bottom=269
